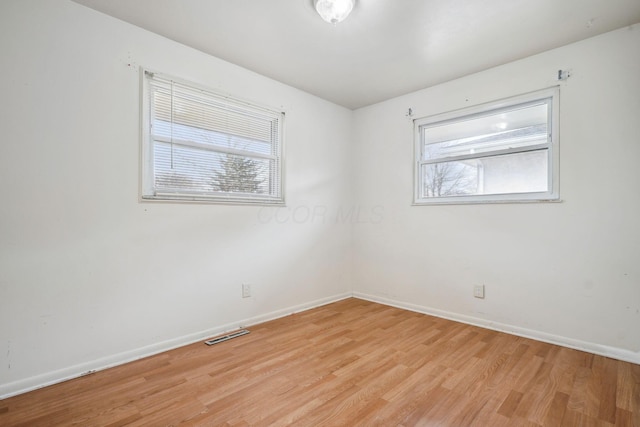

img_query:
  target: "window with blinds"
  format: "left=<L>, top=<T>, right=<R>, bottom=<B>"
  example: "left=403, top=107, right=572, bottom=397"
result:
left=141, top=70, right=284, bottom=204
left=413, top=88, right=559, bottom=204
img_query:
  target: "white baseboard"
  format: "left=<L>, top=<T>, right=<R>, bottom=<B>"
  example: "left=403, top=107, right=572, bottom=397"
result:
left=0, top=292, right=351, bottom=399
left=4, top=291, right=636, bottom=399
left=353, top=292, right=640, bottom=366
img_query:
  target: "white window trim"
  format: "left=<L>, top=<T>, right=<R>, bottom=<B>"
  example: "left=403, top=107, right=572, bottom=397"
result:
left=413, top=87, right=560, bottom=205
left=140, top=68, right=286, bottom=205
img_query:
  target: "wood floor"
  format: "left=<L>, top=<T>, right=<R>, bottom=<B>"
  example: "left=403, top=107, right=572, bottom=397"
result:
left=1, top=298, right=639, bottom=426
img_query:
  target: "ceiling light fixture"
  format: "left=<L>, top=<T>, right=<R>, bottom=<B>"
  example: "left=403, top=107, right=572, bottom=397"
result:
left=314, top=0, right=355, bottom=25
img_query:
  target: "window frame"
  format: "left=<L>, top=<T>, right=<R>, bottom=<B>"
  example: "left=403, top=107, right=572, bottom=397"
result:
left=140, top=69, right=285, bottom=205
left=413, top=87, right=560, bottom=205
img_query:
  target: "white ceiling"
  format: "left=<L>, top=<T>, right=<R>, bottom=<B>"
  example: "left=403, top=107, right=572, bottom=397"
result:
left=72, top=0, right=640, bottom=110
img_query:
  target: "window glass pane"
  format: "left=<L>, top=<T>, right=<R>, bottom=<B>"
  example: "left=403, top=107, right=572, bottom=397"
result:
left=154, top=141, right=272, bottom=196
left=423, top=101, right=548, bottom=161
left=421, top=150, right=548, bottom=198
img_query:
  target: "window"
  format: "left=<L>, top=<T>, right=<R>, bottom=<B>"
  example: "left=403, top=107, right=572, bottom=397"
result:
left=142, top=70, right=284, bottom=204
left=414, top=88, right=559, bottom=204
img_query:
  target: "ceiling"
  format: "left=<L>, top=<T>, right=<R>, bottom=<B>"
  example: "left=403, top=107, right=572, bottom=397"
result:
left=72, top=0, right=640, bottom=110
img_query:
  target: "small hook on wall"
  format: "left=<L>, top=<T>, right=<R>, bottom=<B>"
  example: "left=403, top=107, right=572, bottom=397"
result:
left=406, top=107, right=414, bottom=118
left=558, top=69, right=571, bottom=81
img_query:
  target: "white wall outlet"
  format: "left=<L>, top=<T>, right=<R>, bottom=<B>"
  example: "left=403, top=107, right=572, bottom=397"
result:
left=474, top=285, right=485, bottom=299
left=242, top=283, right=251, bottom=298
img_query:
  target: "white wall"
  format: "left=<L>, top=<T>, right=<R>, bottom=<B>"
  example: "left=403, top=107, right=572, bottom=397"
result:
left=353, top=24, right=640, bottom=362
left=0, top=0, right=353, bottom=397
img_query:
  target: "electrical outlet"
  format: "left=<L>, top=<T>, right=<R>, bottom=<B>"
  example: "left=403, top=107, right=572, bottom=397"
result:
left=242, top=283, right=251, bottom=298
left=474, top=285, right=485, bottom=299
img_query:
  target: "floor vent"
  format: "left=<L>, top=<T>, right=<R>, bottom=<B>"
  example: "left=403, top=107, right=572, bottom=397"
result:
left=204, top=329, right=250, bottom=346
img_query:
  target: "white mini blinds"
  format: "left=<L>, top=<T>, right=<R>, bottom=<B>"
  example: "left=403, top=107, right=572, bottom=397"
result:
left=142, top=71, right=284, bottom=204
left=414, top=88, right=559, bottom=204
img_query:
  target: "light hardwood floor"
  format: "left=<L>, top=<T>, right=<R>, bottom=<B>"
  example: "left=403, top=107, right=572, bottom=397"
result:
left=1, top=298, right=639, bottom=426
